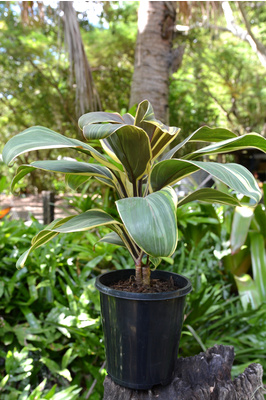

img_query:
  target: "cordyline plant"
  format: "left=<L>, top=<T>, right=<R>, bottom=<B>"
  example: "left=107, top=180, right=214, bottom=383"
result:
left=3, top=100, right=266, bottom=286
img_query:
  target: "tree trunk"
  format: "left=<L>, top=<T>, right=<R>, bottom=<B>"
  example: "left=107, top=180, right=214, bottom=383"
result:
left=129, top=1, right=177, bottom=123
left=103, top=345, right=265, bottom=399
left=61, top=1, right=101, bottom=116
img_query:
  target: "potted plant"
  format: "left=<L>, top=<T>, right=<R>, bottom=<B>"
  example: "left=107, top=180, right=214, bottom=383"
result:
left=3, top=100, right=266, bottom=389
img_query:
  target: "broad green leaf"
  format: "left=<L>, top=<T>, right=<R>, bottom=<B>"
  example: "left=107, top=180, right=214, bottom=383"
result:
left=135, top=100, right=179, bottom=136
left=62, top=348, right=73, bottom=370
left=97, top=231, right=125, bottom=247
left=78, top=111, right=125, bottom=129
left=103, top=125, right=152, bottom=182
left=150, top=159, right=261, bottom=204
left=230, top=207, right=254, bottom=254
left=83, top=122, right=126, bottom=140
left=234, top=274, right=261, bottom=310
left=96, top=227, right=140, bottom=263
left=65, top=174, right=91, bottom=190
left=177, top=188, right=242, bottom=208
left=31, top=160, right=113, bottom=178
left=51, top=385, right=81, bottom=400
left=223, top=247, right=251, bottom=276
left=150, top=159, right=198, bottom=190
left=150, top=257, right=162, bottom=268
left=40, top=357, right=72, bottom=381
left=134, top=100, right=158, bottom=139
left=0, top=374, right=9, bottom=389
left=17, top=211, right=123, bottom=268
left=189, top=126, right=237, bottom=141
left=185, top=133, right=266, bottom=160
left=116, top=186, right=178, bottom=257
left=254, top=204, right=266, bottom=238
left=135, top=100, right=180, bottom=159
left=11, top=166, right=35, bottom=193
left=27, top=379, right=47, bottom=399
left=11, top=160, right=116, bottom=192
left=16, top=233, right=58, bottom=269
left=2, top=126, right=94, bottom=166
left=53, top=209, right=122, bottom=233
left=121, top=112, right=135, bottom=125
left=250, top=232, right=266, bottom=301
left=17, top=216, right=76, bottom=268
left=20, top=307, right=41, bottom=329
left=162, top=126, right=237, bottom=160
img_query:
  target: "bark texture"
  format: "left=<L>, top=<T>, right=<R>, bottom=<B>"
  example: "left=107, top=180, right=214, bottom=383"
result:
left=129, top=1, right=178, bottom=123
left=103, top=345, right=265, bottom=400
left=61, top=1, right=101, bottom=116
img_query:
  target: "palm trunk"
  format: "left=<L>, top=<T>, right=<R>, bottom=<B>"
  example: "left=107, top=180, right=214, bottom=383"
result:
left=130, top=1, right=177, bottom=123
left=60, top=1, right=101, bottom=116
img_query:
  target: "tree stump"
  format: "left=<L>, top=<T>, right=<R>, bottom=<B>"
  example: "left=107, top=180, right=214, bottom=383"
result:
left=103, top=345, right=265, bottom=400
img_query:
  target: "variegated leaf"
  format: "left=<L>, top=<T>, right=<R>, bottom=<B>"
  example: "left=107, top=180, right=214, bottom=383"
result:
left=150, top=159, right=261, bottom=204
left=116, top=186, right=178, bottom=257
left=2, top=126, right=94, bottom=166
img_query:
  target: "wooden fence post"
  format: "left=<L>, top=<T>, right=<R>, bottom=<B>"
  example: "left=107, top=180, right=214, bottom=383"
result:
left=103, top=345, right=265, bottom=400
left=42, top=191, right=55, bottom=225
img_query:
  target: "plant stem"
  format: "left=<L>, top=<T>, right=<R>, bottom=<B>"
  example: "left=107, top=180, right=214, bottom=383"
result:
left=133, top=180, right=138, bottom=197
left=135, top=250, right=145, bottom=284
left=135, top=257, right=142, bottom=284
left=142, top=265, right=151, bottom=286
left=138, top=179, right=143, bottom=197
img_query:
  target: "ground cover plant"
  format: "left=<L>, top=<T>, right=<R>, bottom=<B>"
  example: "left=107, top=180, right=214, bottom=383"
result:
left=161, top=201, right=266, bottom=378
left=0, top=217, right=116, bottom=399
left=0, top=205, right=266, bottom=398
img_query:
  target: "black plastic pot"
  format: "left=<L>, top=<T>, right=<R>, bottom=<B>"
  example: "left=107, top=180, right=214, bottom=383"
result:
left=95, top=269, right=192, bottom=390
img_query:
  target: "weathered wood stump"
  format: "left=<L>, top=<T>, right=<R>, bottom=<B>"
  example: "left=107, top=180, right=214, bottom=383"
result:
left=103, top=345, right=265, bottom=400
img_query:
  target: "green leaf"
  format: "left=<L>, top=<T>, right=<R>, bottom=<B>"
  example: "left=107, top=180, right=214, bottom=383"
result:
left=185, top=324, right=207, bottom=352
left=16, top=216, right=75, bottom=268
left=11, top=160, right=116, bottom=192
left=17, top=211, right=122, bottom=268
left=20, top=307, right=41, bottom=329
left=150, top=257, right=162, bottom=268
left=234, top=274, right=261, bottom=310
left=0, top=374, right=9, bottom=389
left=53, top=209, right=122, bottom=233
left=150, top=159, right=262, bottom=204
left=40, top=357, right=72, bottom=381
left=2, top=126, right=94, bottom=166
left=162, top=126, right=237, bottom=160
left=97, top=231, right=126, bottom=247
left=186, top=133, right=266, bottom=160
left=83, top=122, right=127, bottom=140
left=61, top=348, right=73, bottom=370
left=177, top=188, right=242, bottom=207
left=116, top=186, right=178, bottom=257
left=65, top=175, right=91, bottom=191
left=135, top=100, right=180, bottom=159
left=78, top=110, right=125, bottom=129
left=50, top=385, right=81, bottom=400
left=254, top=204, right=266, bottom=238
left=230, top=207, right=254, bottom=254
left=250, top=232, right=266, bottom=301
left=103, top=125, right=152, bottom=182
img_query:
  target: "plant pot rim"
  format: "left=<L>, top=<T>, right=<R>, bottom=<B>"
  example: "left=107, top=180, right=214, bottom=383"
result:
left=95, top=269, right=192, bottom=301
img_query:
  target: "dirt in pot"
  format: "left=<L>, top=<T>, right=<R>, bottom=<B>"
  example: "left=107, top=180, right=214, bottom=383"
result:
left=109, top=275, right=179, bottom=293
